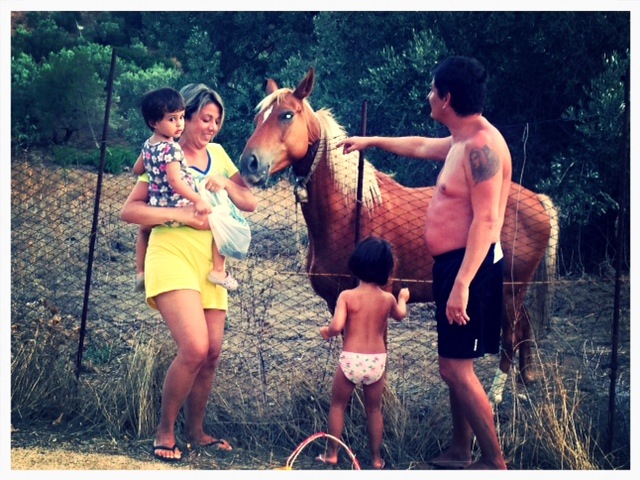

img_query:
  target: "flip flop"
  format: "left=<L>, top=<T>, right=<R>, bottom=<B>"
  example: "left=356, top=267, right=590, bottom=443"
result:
left=429, top=458, right=473, bottom=469
left=188, top=437, right=233, bottom=452
left=207, top=271, right=239, bottom=290
left=152, top=443, right=182, bottom=463
left=315, top=453, right=338, bottom=466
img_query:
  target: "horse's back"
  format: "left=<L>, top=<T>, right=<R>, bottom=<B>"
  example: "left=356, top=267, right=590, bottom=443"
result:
left=373, top=172, right=435, bottom=301
left=366, top=175, right=551, bottom=297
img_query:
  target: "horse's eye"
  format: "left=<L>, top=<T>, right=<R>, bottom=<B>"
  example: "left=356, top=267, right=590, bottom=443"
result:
left=280, top=111, right=294, bottom=122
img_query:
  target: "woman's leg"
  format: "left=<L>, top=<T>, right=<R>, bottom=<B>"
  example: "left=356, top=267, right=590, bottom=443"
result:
left=153, top=290, right=210, bottom=459
left=183, top=308, right=227, bottom=444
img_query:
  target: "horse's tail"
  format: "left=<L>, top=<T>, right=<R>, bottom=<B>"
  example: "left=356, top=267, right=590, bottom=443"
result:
left=538, top=193, right=559, bottom=281
left=530, top=193, right=559, bottom=335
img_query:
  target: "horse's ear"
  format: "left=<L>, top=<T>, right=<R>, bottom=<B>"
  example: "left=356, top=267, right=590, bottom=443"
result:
left=293, top=66, right=315, bottom=101
left=265, top=78, right=278, bottom=95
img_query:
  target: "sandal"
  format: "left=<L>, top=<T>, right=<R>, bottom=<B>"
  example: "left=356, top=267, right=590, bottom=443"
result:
left=133, top=273, right=145, bottom=293
left=152, top=442, right=182, bottom=463
left=207, top=271, right=238, bottom=290
left=187, top=437, right=233, bottom=452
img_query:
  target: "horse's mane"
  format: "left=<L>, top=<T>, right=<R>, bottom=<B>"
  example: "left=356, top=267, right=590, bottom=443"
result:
left=256, top=88, right=383, bottom=214
left=315, top=109, right=382, bottom=213
left=255, top=89, right=290, bottom=113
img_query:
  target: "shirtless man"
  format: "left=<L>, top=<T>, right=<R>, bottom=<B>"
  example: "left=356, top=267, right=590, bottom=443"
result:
left=337, top=56, right=509, bottom=470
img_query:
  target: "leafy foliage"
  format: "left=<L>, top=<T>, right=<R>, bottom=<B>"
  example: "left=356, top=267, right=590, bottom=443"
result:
left=536, top=52, right=628, bottom=271
left=9, top=11, right=630, bottom=273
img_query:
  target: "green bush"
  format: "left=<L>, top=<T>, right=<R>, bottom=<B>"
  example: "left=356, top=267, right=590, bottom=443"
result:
left=102, top=146, right=137, bottom=174
left=51, top=145, right=136, bottom=174
left=52, top=145, right=94, bottom=168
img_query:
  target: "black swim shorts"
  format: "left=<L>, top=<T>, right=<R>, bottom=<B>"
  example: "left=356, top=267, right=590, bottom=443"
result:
left=432, top=243, right=504, bottom=359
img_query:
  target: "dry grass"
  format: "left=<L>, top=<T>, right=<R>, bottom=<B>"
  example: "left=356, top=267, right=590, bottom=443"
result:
left=10, top=293, right=629, bottom=470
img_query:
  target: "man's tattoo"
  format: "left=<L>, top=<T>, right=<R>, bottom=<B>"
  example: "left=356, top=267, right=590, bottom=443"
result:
left=469, top=146, right=499, bottom=185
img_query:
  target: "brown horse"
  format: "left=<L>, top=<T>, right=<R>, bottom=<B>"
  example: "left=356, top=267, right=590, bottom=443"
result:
left=239, top=67, right=557, bottom=394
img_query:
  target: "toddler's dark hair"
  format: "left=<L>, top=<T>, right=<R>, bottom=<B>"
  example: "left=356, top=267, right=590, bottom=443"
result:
left=140, top=87, right=185, bottom=131
left=348, top=236, right=394, bottom=286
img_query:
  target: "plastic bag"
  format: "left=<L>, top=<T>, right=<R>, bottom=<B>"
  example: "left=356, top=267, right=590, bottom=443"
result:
left=197, top=180, right=251, bottom=260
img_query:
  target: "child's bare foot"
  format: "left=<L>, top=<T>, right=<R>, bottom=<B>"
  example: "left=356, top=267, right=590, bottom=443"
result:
left=315, top=453, right=338, bottom=466
left=207, top=270, right=238, bottom=290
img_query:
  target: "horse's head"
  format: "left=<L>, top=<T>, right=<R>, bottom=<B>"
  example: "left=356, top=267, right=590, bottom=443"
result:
left=240, top=67, right=321, bottom=186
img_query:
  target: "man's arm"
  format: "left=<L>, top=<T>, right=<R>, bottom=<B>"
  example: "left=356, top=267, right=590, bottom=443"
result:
left=337, top=135, right=452, bottom=161
left=447, top=137, right=504, bottom=325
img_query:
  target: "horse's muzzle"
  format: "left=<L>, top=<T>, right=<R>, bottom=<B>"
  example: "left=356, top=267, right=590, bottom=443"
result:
left=239, top=150, right=270, bottom=186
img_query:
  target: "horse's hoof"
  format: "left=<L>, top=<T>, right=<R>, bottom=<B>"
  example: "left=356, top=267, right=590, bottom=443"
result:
left=519, top=370, right=536, bottom=385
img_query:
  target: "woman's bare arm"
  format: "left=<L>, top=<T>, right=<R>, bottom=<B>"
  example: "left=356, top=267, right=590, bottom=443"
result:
left=120, top=180, right=209, bottom=230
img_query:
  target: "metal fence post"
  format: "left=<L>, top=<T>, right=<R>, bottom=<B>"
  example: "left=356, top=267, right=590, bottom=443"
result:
left=75, top=48, right=118, bottom=379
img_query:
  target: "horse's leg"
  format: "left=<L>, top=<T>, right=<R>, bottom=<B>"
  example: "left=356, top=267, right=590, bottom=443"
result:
left=499, top=299, right=515, bottom=376
left=515, top=300, right=536, bottom=385
left=489, top=303, right=514, bottom=407
left=504, top=287, right=537, bottom=385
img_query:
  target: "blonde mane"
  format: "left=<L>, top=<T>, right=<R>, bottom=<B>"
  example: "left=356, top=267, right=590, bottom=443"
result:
left=315, top=109, right=382, bottom=214
left=255, top=88, right=293, bottom=113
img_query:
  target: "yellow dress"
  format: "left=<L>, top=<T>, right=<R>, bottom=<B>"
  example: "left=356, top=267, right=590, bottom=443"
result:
left=141, top=143, right=238, bottom=311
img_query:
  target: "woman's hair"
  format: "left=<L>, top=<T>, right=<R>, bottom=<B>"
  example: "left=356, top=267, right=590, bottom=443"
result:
left=140, top=87, right=185, bottom=131
left=179, top=83, right=225, bottom=129
left=433, top=55, right=487, bottom=116
left=348, top=236, right=395, bottom=286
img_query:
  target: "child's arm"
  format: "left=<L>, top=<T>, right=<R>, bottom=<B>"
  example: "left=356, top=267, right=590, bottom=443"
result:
left=320, top=291, right=348, bottom=340
left=389, top=287, right=410, bottom=321
left=132, top=153, right=145, bottom=175
left=165, top=161, right=211, bottom=214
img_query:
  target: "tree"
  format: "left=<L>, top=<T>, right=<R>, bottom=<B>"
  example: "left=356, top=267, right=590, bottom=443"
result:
left=537, top=52, right=628, bottom=271
left=10, top=11, right=631, bottom=273
left=11, top=52, right=40, bottom=147
left=30, top=45, right=112, bottom=145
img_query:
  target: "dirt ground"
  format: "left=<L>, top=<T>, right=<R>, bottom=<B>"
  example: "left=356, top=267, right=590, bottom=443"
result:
left=9, top=420, right=277, bottom=472
left=9, top=279, right=631, bottom=474
left=8, top=419, right=377, bottom=472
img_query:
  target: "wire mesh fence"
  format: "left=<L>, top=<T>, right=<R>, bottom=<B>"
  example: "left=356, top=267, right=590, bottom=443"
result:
left=10, top=149, right=630, bottom=466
